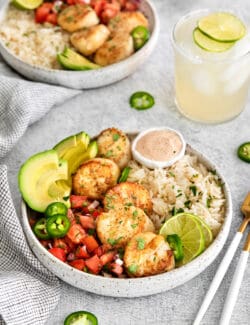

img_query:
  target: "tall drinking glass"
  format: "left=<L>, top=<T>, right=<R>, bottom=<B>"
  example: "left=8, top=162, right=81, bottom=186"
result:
left=172, top=10, right=250, bottom=124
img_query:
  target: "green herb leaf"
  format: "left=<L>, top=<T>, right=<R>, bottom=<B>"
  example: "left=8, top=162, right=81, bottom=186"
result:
left=128, top=264, right=138, bottom=274
left=113, top=134, right=120, bottom=141
left=136, top=238, right=145, bottom=250
left=190, top=185, right=197, bottom=196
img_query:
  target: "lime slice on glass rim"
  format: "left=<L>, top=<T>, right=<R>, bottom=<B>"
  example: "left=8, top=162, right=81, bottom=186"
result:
left=12, top=0, right=43, bottom=10
left=159, top=213, right=205, bottom=265
left=198, top=12, right=246, bottom=42
left=193, top=28, right=235, bottom=52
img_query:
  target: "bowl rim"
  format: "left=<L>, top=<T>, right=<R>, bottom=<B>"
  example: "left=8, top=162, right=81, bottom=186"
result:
left=0, top=0, right=160, bottom=75
left=20, top=130, right=233, bottom=297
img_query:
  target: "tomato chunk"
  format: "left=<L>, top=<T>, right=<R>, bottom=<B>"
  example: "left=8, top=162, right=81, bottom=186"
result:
left=79, top=215, right=95, bottom=229
left=35, top=3, right=53, bottom=23
left=91, top=0, right=106, bottom=16
left=53, top=238, right=70, bottom=254
left=83, top=235, right=99, bottom=253
left=46, top=13, right=57, bottom=25
left=110, top=262, right=123, bottom=275
left=100, top=251, right=116, bottom=265
left=70, top=195, right=89, bottom=209
left=75, top=245, right=90, bottom=259
left=69, top=259, right=85, bottom=271
left=93, top=246, right=104, bottom=257
left=48, top=247, right=66, bottom=262
left=66, top=224, right=86, bottom=244
left=85, top=255, right=102, bottom=274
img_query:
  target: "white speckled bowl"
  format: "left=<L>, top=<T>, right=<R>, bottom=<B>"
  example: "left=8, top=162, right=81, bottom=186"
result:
left=20, top=132, right=232, bottom=297
left=0, top=0, right=159, bottom=89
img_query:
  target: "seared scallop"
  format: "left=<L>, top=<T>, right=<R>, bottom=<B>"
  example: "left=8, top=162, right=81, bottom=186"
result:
left=72, top=158, right=120, bottom=200
left=94, top=33, right=134, bottom=66
left=124, top=232, right=175, bottom=277
left=97, top=127, right=131, bottom=170
left=70, top=24, right=110, bottom=56
left=103, top=182, right=153, bottom=215
left=58, top=5, right=99, bottom=33
left=96, top=205, right=155, bottom=248
left=108, top=11, right=149, bottom=35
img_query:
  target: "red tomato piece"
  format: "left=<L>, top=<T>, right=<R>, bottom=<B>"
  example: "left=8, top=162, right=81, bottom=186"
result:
left=75, top=245, right=90, bottom=259
left=69, top=259, right=85, bottom=271
left=70, top=195, right=89, bottom=209
left=48, top=247, right=66, bottom=262
left=92, top=210, right=102, bottom=218
left=67, top=208, right=76, bottom=224
left=91, top=0, right=107, bottom=17
left=85, top=255, right=102, bottom=274
left=124, top=1, right=138, bottom=11
left=110, top=262, right=123, bottom=275
left=35, top=3, right=53, bottom=23
left=66, top=0, right=76, bottom=4
left=79, top=215, right=95, bottom=229
left=46, top=13, right=57, bottom=25
left=74, top=0, right=87, bottom=4
left=93, top=246, right=104, bottom=257
left=66, top=224, right=86, bottom=244
left=100, top=251, right=116, bottom=265
left=64, top=236, right=76, bottom=251
left=40, top=239, right=52, bottom=248
left=53, top=238, right=70, bottom=254
left=101, top=5, right=119, bottom=23
left=82, top=235, right=99, bottom=253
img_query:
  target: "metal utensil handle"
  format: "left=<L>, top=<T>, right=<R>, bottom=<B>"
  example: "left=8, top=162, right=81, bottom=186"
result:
left=193, top=232, right=243, bottom=325
left=219, top=250, right=249, bottom=325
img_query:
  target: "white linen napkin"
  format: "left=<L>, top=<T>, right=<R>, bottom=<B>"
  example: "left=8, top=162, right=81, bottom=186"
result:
left=0, top=63, right=81, bottom=324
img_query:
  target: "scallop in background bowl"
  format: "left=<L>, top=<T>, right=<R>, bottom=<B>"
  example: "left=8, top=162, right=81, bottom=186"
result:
left=20, top=131, right=232, bottom=298
left=0, top=0, right=159, bottom=89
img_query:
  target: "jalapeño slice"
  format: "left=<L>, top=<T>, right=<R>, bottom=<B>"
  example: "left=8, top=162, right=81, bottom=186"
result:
left=119, top=167, right=131, bottom=183
left=130, top=91, right=155, bottom=110
left=45, top=202, right=68, bottom=218
left=46, top=214, right=70, bottom=238
left=166, top=234, right=184, bottom=262
left=131, top=25, right=150, bottom=50
left=33, top=218, right=51, bottom=240
left=237, top=142, right=250, bottom=163
left=64, top=311, right=98, bottom=325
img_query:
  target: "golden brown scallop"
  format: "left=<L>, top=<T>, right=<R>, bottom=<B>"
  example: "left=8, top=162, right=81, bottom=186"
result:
left=97, top=127, right=131, bottom=170
left=70, top=24, right=110, bottom=56
left=96, top=205, right=155, bottom=248
left=103, top=182, right=153, bottom=215
left=124, top=232, right=175, bottom=277
left=58, top=5, right=99, bottom=33
left=108, top=11, right=149, bottom=35
left=72, top=158, right=120, bottom=200
left=94, top=33, right=134, bottom=66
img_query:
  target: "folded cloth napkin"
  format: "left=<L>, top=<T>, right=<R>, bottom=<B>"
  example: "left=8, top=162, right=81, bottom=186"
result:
left=0, top=75, right=80, bottom=159
left=0, top=66, right=81, bottom=324
left=0, top=165, right=60, bottom=325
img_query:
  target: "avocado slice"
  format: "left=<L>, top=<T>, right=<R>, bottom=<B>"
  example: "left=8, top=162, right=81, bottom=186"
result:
left=18, top=150, right=70, bottom=212
left=57, top=48, right=100, bottom=71
left=70, top=141, right=98, bottom=175
left=53, top=134, right=77, bottom=158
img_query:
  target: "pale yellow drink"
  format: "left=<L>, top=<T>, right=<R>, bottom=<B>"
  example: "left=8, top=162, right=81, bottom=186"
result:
left=172, top=10, right=250, bottom=123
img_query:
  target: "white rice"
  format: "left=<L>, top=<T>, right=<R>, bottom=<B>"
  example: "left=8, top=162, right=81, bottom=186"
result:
left=127, top=154, right=225, bottom=236
left=0, top=5, right=70, bottom=69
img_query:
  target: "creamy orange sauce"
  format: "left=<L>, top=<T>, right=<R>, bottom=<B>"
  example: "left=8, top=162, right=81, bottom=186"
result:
left=135, top=130, right=183, bottom=162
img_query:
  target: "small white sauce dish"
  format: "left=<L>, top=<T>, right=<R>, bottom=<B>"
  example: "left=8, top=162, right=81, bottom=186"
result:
left=131, top=127, right=186, bottom=169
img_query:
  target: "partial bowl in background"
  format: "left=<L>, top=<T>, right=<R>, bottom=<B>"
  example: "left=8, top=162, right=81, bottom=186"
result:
left=0, top=0, right=159, bottom=89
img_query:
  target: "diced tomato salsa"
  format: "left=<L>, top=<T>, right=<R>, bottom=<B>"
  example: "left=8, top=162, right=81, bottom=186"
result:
left=30, top=195, right=124, bottom=277
left=34, top=0, right=139, bottom=26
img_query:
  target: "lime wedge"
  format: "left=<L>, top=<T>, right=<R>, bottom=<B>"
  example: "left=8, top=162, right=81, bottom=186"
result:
left=12, top=0, right=43, bottom=10
left=159, top=213, right=205, bottom=265
left=177, top=213, right=213, bottom=248
left=198, top=12, right=246, bottom=42
left=193, top=28, right=235, bottom=52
